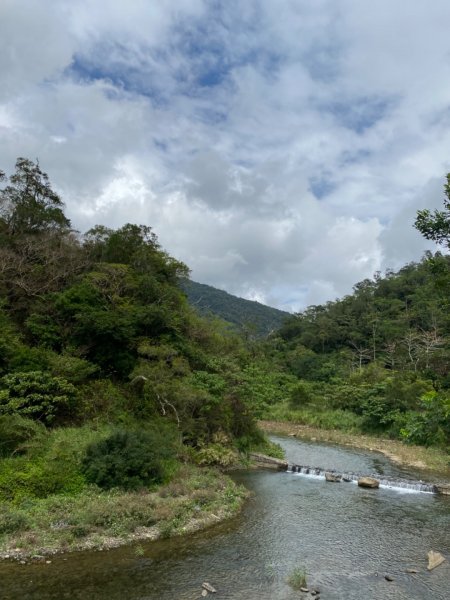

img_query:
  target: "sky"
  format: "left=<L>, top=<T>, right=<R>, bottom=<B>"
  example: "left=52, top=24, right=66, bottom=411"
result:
left=1, top=0, right=450, bottom=312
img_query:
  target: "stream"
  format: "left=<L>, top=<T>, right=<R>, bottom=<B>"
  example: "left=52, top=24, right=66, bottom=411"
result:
left=0, top=436, right=449, bottom=599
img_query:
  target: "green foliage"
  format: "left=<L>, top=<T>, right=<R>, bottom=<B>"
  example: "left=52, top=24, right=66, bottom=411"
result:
left=0, top=426, right=104, bottom=501
left=287, top=567, right=307, bottom=590
left=0, top=414, right=46, bottom=457
left=0, top=371, right=76, bottom=424
left=0, top=157, right=70, bottom=236
left=415, top=173, right=450, bottom=249
left=400, top=392, right=450, bottom=447
left=0, top=508, right=31, bottom=534
left=289, top=382, right=314, bottom=409
left=82, top=428, right=178, bottom=490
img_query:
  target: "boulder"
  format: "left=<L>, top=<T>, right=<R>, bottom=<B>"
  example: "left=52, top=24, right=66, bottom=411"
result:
left=357, top=477, right=380, bottom=489
left=435, top=483, right=450, bottom=496
left=427, top=551, right=445, bottom=571
left=325, top=472, right=341, bottom=482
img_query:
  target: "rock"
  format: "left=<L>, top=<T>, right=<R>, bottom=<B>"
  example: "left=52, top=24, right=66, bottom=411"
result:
left=357, top=477, right=380, bottom=489
left=342, top=476, right=352, bottom=482
left=406, top=568, right=418, bottom=574
left=384, top=575, right=394, bottom=582
left=325, top=472, right=341, bottom=482
left=288, top=433, right=296, bottom=437
left=201, top=590, right=208, bottom=597
left=202, top=582, right=217, bottom=593
left=300, top=587, right=308, bottom=592
left=310, top=590, right=320, bottom=596
left=435, top=483, right=450, bottom=495
left=427, top=550, right=446, bottom=571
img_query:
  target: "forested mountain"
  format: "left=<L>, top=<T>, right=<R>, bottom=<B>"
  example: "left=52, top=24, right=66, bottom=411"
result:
left=180, top=279, right=290, bottom=336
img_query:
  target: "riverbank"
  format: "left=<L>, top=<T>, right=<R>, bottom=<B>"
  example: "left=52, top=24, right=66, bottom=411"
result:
left=259, top=420, right=450, bottom=475
left=0, top=465, right=248, bottom=562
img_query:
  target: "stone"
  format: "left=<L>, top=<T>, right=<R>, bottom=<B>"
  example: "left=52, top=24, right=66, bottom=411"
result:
left=357, top=477, right=380, bottom=489
left=202, top=582, right=217, bottom=593
left=384, top=575, right=394, bottom=582
left=325, top=472, right=341, bottom=482
left=201, top=590, right=208, bottom=597
left=435, top=483, right=450, bottom=495
left=342, top=476, right=352, bottom=482
left=300, top=587, right=308, bottom=592
left=427, top=550, right=445, bottom=571
left=405, top=568, right=418, bottom=574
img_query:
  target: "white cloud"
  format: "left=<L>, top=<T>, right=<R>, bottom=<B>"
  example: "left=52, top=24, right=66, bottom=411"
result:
left=1, top=0, right=449, bottom=311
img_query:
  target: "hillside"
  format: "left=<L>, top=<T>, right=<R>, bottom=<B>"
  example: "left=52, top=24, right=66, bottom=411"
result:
left=180, top=279, right=290, bottom=337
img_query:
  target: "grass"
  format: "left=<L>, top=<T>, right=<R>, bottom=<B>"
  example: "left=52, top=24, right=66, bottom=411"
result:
left=0, top=464, right=248, bottom=559
left=287, top=566, right=307, bottom=590
left=265, top=403, right=364, bottom=433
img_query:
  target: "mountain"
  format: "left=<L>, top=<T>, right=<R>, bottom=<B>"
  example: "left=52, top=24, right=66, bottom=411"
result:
left=180, top=279, right=291, bottom=336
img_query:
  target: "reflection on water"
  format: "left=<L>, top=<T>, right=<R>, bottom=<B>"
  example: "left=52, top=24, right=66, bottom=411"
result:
left=0, top=436, right=449, bottom=600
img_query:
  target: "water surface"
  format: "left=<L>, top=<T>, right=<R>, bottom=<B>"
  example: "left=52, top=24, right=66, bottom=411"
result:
left=1, top=436, right=449, bottom=599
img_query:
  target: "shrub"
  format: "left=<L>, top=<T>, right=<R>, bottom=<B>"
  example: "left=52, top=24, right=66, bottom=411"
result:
left=82, top=429, right=177, bottom=490
left=289, top=382, right=314, bottom=409
left=0, top=371, right=76, bottom=424
left=0, top=414, right=47, bottom=457
left=0, top=508, right=30, bottom=534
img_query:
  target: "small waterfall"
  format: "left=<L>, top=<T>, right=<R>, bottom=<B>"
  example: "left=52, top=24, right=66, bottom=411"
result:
left=288, top=464, right=437, bottom=494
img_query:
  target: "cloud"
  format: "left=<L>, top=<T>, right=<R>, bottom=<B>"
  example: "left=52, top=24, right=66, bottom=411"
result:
left=1, top=0, right=450, bottom=311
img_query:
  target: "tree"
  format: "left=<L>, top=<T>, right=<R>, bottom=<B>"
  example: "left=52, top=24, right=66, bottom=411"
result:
left=0, top=158, right=70, bottom=236
left=415, top=174, right=450, bottom=249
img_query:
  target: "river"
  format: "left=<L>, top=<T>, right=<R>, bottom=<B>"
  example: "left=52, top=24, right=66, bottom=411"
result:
left=0, top=436, right=449, bottom=599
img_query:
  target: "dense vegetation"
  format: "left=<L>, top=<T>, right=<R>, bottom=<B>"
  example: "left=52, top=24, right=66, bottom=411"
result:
left=259, top=179, right=450, bottom=451
left=0, top=158, right=275, bottom=516
left=180, top=278, right=290, bottom=337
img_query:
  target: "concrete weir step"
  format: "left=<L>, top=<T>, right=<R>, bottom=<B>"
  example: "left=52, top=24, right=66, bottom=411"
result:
left=249, top=453, right=288, bottom=470
left=288, top=463, right=445, bottom=494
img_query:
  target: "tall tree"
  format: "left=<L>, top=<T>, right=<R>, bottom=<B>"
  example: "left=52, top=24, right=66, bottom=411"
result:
left=415, top=174, right=450, bottom=249
left=0, top=157, right=70, bottom=236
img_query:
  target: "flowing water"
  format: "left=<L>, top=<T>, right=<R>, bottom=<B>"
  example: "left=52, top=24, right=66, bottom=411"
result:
left=0, top=436, right=449, bottom=599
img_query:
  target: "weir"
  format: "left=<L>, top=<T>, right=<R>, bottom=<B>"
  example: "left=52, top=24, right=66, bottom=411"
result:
left=288, top=464, right=438, bottom=494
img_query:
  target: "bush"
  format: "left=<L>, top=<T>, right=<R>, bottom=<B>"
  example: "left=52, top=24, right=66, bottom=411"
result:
left=0, top=414, right=46, bottom=457
left=0, top=371, right=76, bottom=424
left=400, top=392, right=450, bottom=447
left=0, top=508, right=30, bottom=534
left=289, top=382, right=314, bottom=409
left=82, top=429, right=177, bottom=490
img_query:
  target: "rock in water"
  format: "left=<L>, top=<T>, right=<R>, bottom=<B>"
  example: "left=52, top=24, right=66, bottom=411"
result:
left=385, top=574, right=394, bottom=582
left=357, top=477, right=380, bottom=489
left=427, top=551, right=446, bottom=571
left=202, top=582, right=217, bottom=593
left=325, top=472, right=341, bottom=482
left=201, top=590, right=208, bottom=597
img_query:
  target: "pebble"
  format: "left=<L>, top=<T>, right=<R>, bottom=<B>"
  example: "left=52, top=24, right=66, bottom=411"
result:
left=385, top=575, right=394, bottom=582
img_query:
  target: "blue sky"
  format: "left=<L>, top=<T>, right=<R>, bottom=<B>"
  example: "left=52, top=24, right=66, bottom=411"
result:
left=1, top=0, right=450, bottom=310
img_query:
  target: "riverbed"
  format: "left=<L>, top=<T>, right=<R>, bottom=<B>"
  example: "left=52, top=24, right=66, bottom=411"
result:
left=0, top=436, right=449, bottom=599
